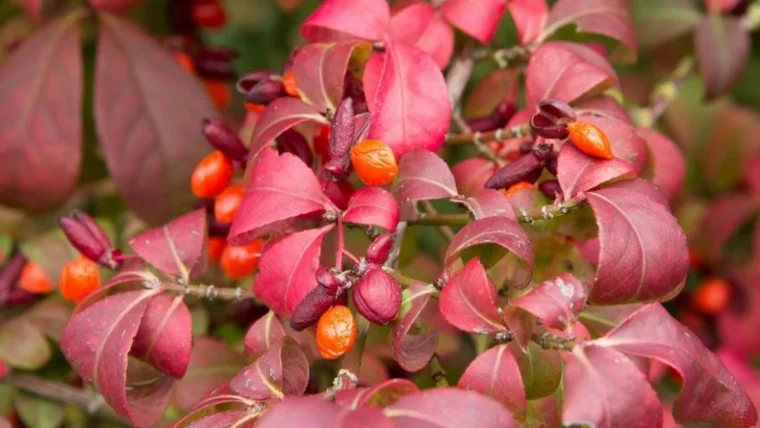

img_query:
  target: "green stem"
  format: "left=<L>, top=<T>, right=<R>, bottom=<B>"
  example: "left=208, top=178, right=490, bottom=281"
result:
left=445, top=122, right=531, bottom=145
left=163, top=282, right=256, bottom=301
left=409, top=213, right=470, bottom=227
left=430, top=354, right=450, bottom=387
left=383, top=268, right=422, bottom=288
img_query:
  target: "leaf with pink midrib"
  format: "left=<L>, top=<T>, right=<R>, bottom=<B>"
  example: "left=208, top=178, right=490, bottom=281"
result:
left=131, top=295, right=192, bottom=378
left=394, top=149, right=458, bottom=203
left=455, top=189, right=517, bottom=221
left=440, top=259, right=506, bottom=334
left=458, top=345, right=526, bottom=418
left=300, top=0, right=390, bottom=42
left=440, top=0, right=508, bottom=44
left=230, top=338, right=309, bottom=401
left=392, top=284, right=438, bottom=372
left=385, top=388, right=519, bottom=427
left=511, top=273, right=586, bottom=332
left=248, top=98, right=328, bottom=160
left=557, top=144, right=636, bottom=199
left=244, top=311, right=287, bottom=357
left=343, top=187, right=400, bottom=232
left=389, top=2, right=453, bottom=68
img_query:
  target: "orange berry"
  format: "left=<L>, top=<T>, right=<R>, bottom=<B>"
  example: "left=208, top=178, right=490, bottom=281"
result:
left=349, top=139, right=398, bottom=186
left=316, top=305, right=357, bottom=359
left=191, top=0, right=226, bottom=29
left=245, top=102, right=266, bottom=114
left=505, top=181, right=534, bottom=197
left=220, top=239, right=263, bottom=279
left=173, top=52, right=196, bottom=75
left=191, top=150, right=234, bottom=198
left=282, top=72, right=299, bottom=98
left=314, top=124, right=331, bottom=161
left=566, top=121, right=613, bottom=159
left=18, top=262, right=54, bottom=294
left=204, top=79, right=231, bottom=111
left=207, top=237, right=226, bottom=262
left=214, top=184, right=245, bottom=224
left=60, top=257, right=101, bottom=304
left=692, top=278, right=731, bottom=315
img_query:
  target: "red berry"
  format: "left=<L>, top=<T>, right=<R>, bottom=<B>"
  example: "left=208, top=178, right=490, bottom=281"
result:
left=191, top=0, right=226, bottom=29
left=207, top=237, right=226, bottom=262
left=214, top=184, right=245, bottom=224
left=18, top=262, right=54, bottom=294
left=60, top=257, right=101, bottom=304
left=316, top=305, right=357, bottom=359
left=204, top=79, right=231, bottom=111
left=566, top=121, right=613, bottom=159
left=191, top=150, right=234, bottom=198
left=692, top=278, right=731, bottom=314
left=350, top=139, right=398, bottom=186
left=221, top=239, right=263, bottom=279
left=314, top=124, right=331, bottom=160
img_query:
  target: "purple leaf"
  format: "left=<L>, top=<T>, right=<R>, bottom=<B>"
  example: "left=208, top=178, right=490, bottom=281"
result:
left=389, top=2, right=453, bottom=68
left=257, top=396, right=340, bottom=428
left=363, top=42, right=451, bottom=157
left=694, top=15, right=750, bottom=99
left=254, top=225, right=334, bottom=315
left=587, top=182, right=688, bottom=304
left=300, top=0, right=390, bottom=42
left=336, top=407, right=395, bottom=428
left=556, top=143, right=636, bottom=199
left=638, top=128, right=685, bottom=201
left=337, top=378, right=419, bottom=409
left=385, top=388, right=518, bottom=427
left=230, top=337, right=309, bottom=400
left=440, top=0, right=508, bottom=44
left=129, top=208, right=207, bottom=279
left=563, top=345, right=662, bottom=427
left=248, top=98, right=328, bottom=161
left=229, top=149, right=334, bottom=245
left=343, top=187, right=400, bottom=232
left=439, top=259, right=506, bottom=334
left=455, top=189, right=517, bottom=221
left=131, top=295, right=192, bottom=378
left=511, top=273, right=586, bottom=332
left=394, top=149, right=458, bottom=203
left=596, top=304, right=757, bottom=426
left=458, top=345, right=526, bottom=418
left=244, top=311, right=287, bottom=358
left=392, top=284, right=438, bottom=372
left=0, top=14, right=82, bottom=211
left=95, top=16, right=216, bottom=224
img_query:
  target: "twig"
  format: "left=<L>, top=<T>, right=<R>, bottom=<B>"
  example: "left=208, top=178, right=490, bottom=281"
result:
left=446, top=122, right=532, bottom=145
left=409, top=213, right=470, bottom=227
left=471, top=45, right=530, bottom=69
left=383, top=268, right=421, bottom=288
left=631, top=56, right=695, bottom=128
left=408, top=199, right=586, bottom=227
left=163, top=282, right=255, bottom=301
left=384, top=221, right=407, bottom=270
left=421, top=201, right=455, bottom=242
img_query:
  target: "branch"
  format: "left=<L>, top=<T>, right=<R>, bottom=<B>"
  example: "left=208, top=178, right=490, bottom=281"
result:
left=446, top=48, right=475, bottom=106
left=446, top=122, right=532, bottom=145
left=472, top=45, right=530, bottom=69
left=163, top=282, right=256, bottom=301
left=408, top=198, right=586, bottom=227
left=421, top=201, right=455, bottom=242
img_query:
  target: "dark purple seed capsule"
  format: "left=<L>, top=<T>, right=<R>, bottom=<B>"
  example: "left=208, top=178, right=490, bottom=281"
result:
left=202, top=119, right=248, bottom=161
left=324, top=156, right=351, bottom=179
left=329, top=98, right=355, bottom=161
left=530, top=113, right=569, bottom=139
left=366, top=234, right=393, bottom=266
left=193, top=56, right=236, bottom=81
left=290, top=286, right=338, bottom=331
left=208, top=218, right=231, bottom=237
left=246, top=79, right=285, bottom=105
left=59, top=217, right=107, bottom=264
left=491, top=101, right=517, bottom=128
left=485, top=152, right=545, bottom=190
left=197, top=47, right=239, bottom=61
left=71, top=210, right=112, bottom=250
left=538, top=99, right=576, bottom=121
left=539, top=179, right=562, bottom=199
left=236, top=71, right=274, bottom=94
left=353, top=269, right=401, bottom=325
left=0, top=252, right=26, bottom=298
left=316, top=267, right=342, bottom=293
left=277, top=129, right=314, bottom=167
left=546, top=151, right=559, bottom=175
left=466, top=115, right=499, bottom=133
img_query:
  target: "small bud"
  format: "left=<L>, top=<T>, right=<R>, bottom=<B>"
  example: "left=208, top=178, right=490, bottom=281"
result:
left=60, top=212, right=119, bottom=269
left=71, top=210, right=112, bottom=250
left=539, top=179, right=562, bottom=199
left=202, top=119, right=248, bottom=161
left=193, top=49, right=237, bottom=81
left=490, top=101, right=517, bottom=127
left=546, top=151, right=559, bottom=175
left=0, top=252, right=25, bottom=297
left=277, top=129, right=314, bottom=167
left=530, top=112, right=569, bottom=139
left=485, top=152, right=545, bottom=190
left=236, top=70, right=274, bottom=94
left=315, top=267, right=341, bottom=293
left=329, top=98, right=356, bottom=161
left=290, top=286, right=337, bottom=331
left=538, top=99, right=576, bottom=121
left=246, top=79, right=285, bottom=105
left=366, top=234, right=393, bottom=266
left=353, top=269, right=401, bottom=325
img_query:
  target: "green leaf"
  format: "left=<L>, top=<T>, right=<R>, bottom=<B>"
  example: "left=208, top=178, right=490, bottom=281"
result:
left=0, top=319, right=52, bottom=369
left=14, top=393, right=65, bottom=428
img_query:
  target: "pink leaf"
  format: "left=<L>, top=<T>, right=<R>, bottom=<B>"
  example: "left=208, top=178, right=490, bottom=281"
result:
left=300, top=0, right=390, bottom=42
left=574, top=95, right=631, bottom=122
left=694, top=15, right=750, bottom=100
left=244, top=311, right=287, bottom=358
left=700, top=195, right=759, bottom=262
left=526, top=41, right=617, bottom=107
left=638, top=128, right=685, bottom=201
left=543, top=0, right=638, bottom=61
left=173, top=338, right=245, bottom=411
left=392, top=284, right=438, bottom=372
left=95, top=16, right=216, bottom=224
left=385, top=388, right=518, bottom=427
left=389, top=2, right=453, bottom=68
left=596, top=304, right=758, bottom=426
left=364, top=42, right=451, bottom=157
left=455, top=189, right=517, bottom=221
left=394, top=149, right=458, bottom=203
left=439, top=259, right=506, bottom=334
left=563, top=345, right=662, bottom=427
left=576, top=113, right=649, bottom=173
left=131, top=295, right=192, bottom=378
left=337, top=378, right=419, bottom=409
left=511, top=273, right=586, bottom=332
left=187, top=411, right=255, bottom=428
left=254, top=225, right=334, bottom=315
left=337, top=407, right=395, bottom=428
left=509, top=0, right=548, bottom=45
left=0, top=15, right=82, bottom=211
left=229, top=149, right=333, bottom=245
left=230, top=337, right=309, bottom=400
left=129, top=209, right=207, bottom=279
left=556, top=143, right=636, bottom=199
left=248, top=98, right=328, bottom=161
left=452, top=158, right=496, bottom=197
left=458, top=345, right=526, bottom=418
left=440, top=0, right=508, bottom=44
left=257, top=396, right=340, bottom=428
left=343, top=187, right=400, bottom=232
left=290, top=41, right=371, bottom=113
left=587, top=183, right=688, bottom=304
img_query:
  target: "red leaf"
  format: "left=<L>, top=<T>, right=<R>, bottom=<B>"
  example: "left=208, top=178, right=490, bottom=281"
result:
left=511, top=273, right=586, bottom=332
left=95, top=16, right=217, bottom=224
left=394, top=149, right=458, bottom=203
left=244, top=311, right=287, bottom=358
left=300, top=0, right=390, bottom=42
left=363, top=42, right=451, bottom=157
left=694, top=15, right=750, bottom=100
left=384, top=388, right=518, bottom=427
left=291, top=41, right=371, bottom=113
left=187, top=411, right=255, bottom=428
left=129, top=209, right=207, bottom=280
left=542, top=0, right=637, bottom=61
left=556, top=143, right=636, bottom=199
left=229, top=149, right=333, bottom=245
left=248, top=98, right=328, bottom=161
left=392, top=284, right=438, bottom=372
left=337, top=407, right=395, bottom=428
left=337, top=378, right=419, bottom=409
left=131, top=295, right=192, bottom=378
left=525, top=41, right=617, bottom=107
left=254, top=225, right=334, bottom=315
left=638, top=128, right=685, bottom=201
left=173, top=338, right=245, bottom=411
left=440, top=0, right=508, bottom=44
left=452, top=158, right=496, bottom=197
left=509, top=0, right=548, bottom=45
left=61, top=288, right=170, bottom=426
left=458, top=345, right=526, bottom=418
left=389, top=2, right=453, bottom=68
left=455, top=189, right=517, bottom=221
left=563, top=345, right=662, bottom=427
left=596, top=304, right=758, bottom=426
left=230, top=337, right=309, bottom=400
left=587, top=183, right=688, bottom=304
left=257, top=396, right=340, bottom=428
left=343, top=187, right=400, bottom=232
left=576, top=113, right=649, bottom=174
left=574, top=95, right=631, bottom=122
left=439, top=259, right=506, bottom=334
left=0, top=14, right=82, bottom=211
